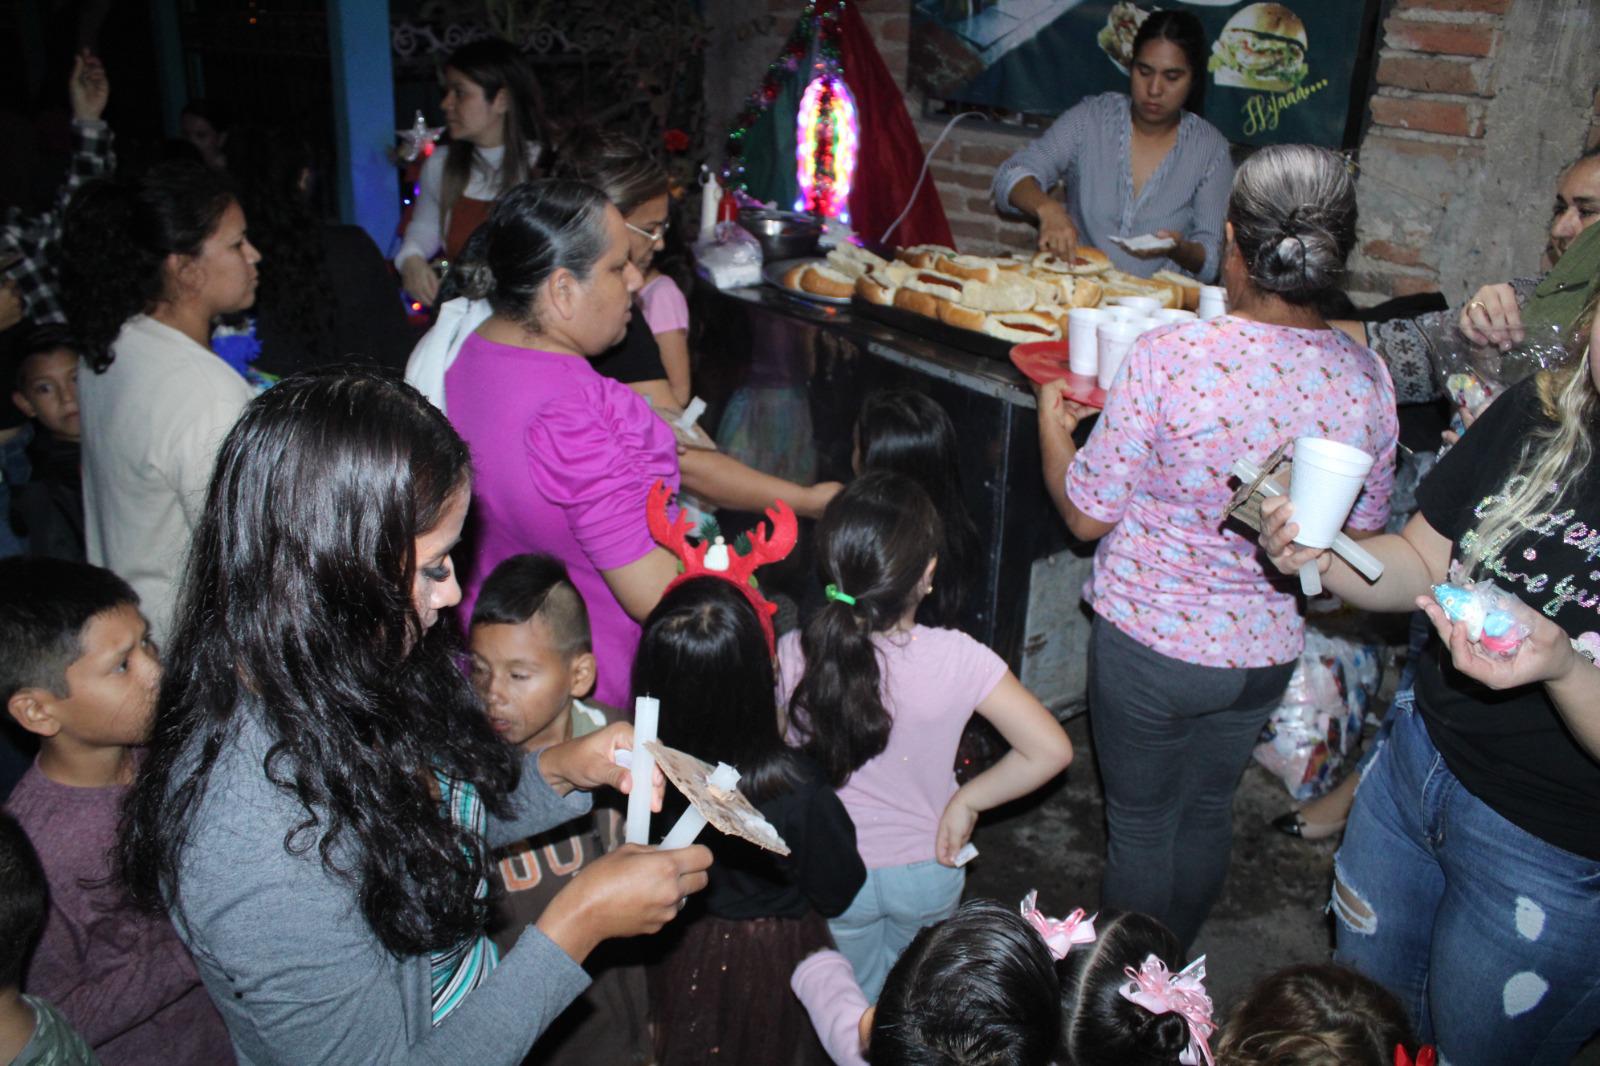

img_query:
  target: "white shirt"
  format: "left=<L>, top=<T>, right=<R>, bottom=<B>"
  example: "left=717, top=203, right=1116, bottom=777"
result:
left=394, top=143, right=538, bottom=269
left=79, top=316, right=254, bottom=642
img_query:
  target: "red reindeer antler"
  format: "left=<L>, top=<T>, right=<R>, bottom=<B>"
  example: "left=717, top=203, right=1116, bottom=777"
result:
left=646, top=480, right=706, bottom=573
left=644, top=482, right=798, bottom=652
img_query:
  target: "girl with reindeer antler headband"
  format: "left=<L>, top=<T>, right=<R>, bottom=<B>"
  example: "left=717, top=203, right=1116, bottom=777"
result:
left=633, top=489, right=865, bottom=1066
left=430, top=179, right=840, bottom=706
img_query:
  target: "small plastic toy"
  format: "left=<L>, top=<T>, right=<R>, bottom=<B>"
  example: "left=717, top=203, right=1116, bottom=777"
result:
left=1432, top=581, right=1528, bottom=656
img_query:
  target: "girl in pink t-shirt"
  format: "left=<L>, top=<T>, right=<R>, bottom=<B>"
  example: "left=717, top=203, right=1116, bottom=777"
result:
left=780, top=472, right=1074, bottom=1000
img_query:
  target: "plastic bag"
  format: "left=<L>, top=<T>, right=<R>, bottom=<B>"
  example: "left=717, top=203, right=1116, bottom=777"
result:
left=1422, top=317, right=1574, bottom=418
left=693, top=221, right=764, bottom=290
left=1254, top=631, right=1383, bottom=800
left=1432, top=578, right=1529, bottom=657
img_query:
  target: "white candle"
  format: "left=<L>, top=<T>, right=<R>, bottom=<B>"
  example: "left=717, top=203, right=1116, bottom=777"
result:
left=659, top=762, right=741, bottom=850
left=624, top=696, right=661, bottom=845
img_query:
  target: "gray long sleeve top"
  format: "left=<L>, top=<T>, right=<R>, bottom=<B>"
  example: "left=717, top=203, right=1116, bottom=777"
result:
left=170, top=710, right=593, bottom=1065
left=991, top=92, right=1233, bottom=282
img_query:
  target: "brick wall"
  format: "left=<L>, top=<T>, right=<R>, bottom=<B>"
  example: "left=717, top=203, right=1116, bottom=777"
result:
left=704, top=0, right=1600, bottom=299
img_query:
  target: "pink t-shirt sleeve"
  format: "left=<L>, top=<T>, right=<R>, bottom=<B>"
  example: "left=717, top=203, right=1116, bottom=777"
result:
left=942, top=628, right=1008, bottom=711
left=525, top=380, right=681, bottom=571
left=790, top=950, right=869, bottom=1066
left=1341, top=350, right=1400, bottom=531
left=1065, top=337, right=1164, bottom=525
left=637, top=276, right=690, bottom=334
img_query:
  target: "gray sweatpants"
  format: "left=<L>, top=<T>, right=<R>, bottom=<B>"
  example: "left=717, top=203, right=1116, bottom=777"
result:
left=1088, top=616, right=1295, bottom=951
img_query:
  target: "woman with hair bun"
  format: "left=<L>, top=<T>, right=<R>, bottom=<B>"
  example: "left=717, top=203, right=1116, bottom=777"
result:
left=439, top=179, right=838, bottom=706
left=58, top=160, right=261, bottom=642
left=396, top=38, right=548, bottom=308
left=1036, top=144, right=1399, bottom=951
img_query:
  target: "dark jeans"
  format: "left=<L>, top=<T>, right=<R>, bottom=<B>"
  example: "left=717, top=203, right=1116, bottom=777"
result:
left=1089, top=617, right=1295, bottom=950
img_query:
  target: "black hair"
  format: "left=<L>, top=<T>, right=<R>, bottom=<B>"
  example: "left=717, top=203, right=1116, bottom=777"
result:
left=0, top=813, right=47, bottom=989
left=1059, top=911, right=1193, bottom=1066
left=472, top=553, right=592, bottom=656
left=855, top=390, right=980, bottom=628
left=1131, top=11, right=1209, bottom=114
left=225, top=125, right=339, bottom=362
left=632, top=578, right=802, bottom=815
left=0, top=558, right=138, bottom=702
left=873, top=898, right=1063, bottom=1065
left=59, top=161, right=237, bottom=372
left=15, top=324, right=80, bottom=379
left=180, top=98, right=230, bottom=134
left=438, top=38, right=548, bottom=237
left=1228, top=145, right=1358, bottom=305
left=455, top=178, right=611, bottom=329
left=791, top=472, right=942, bottom=789
left=1215, top=963, right=1415, bottom=1066
left=117, top=370, right=520, bottom=957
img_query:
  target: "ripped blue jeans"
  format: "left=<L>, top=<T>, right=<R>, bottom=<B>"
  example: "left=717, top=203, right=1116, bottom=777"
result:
left=1332, top=702, right=1600, bottom=1065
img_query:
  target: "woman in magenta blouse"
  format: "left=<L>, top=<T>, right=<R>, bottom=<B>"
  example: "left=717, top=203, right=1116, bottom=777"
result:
left=1035, top=146, right=1399, bottom=951
left=444, top=179, right=837, bottom=705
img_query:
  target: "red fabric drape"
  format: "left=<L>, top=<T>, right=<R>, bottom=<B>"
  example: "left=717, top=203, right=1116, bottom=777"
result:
left=835, top=2, right=954, bottom=249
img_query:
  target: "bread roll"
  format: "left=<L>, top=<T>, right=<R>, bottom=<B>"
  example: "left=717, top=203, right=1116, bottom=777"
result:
left=781, top=264, right=808, bottom=291
left=1033, top=248, right=1112, bottom=276
left=882, top=261, right=918, bottom=287
left=855, top=272, right=897, bottom=306
left=938, top=301, right=989, bottom=331
left=943, top=254, right=999, bottom=283
left=893, top=286, right=945, bottom=319
left=1154, top=269, right=1202, bottom=312
left=904, top=271, right=968, bottom=303
left=981, top=311, right=1063, bottom=343
left=801, top=263, right=855, bottom=299
left=896, top=244, right=956, bottom=270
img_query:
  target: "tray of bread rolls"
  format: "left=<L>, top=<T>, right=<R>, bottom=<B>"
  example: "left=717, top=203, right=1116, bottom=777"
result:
left=795, top=242, right=1201, bottom=362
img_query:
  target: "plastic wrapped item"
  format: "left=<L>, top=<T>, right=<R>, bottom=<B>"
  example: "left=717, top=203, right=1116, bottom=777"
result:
left=1432, top=579, right=1529, bottom=657
left=1423, top=318, right=1575, bottom=418
left=693, top=220, right=764, bottom=290
left=1254, top=631, right=1383, bottom=800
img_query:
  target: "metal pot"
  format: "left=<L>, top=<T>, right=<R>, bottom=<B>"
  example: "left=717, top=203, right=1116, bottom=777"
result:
left=739, top=209, right=822, bottom=261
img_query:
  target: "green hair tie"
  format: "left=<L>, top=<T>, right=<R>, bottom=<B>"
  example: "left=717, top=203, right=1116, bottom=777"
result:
left=824, top=583, right=856, bottom=606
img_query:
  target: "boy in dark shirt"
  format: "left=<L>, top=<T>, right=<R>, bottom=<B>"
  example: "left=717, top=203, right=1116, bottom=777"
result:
left=469, top=553, right=650, bottom=1065
left=1, top=559, right=233, bottom=1065
left=8, top=326, right=84, bottom=561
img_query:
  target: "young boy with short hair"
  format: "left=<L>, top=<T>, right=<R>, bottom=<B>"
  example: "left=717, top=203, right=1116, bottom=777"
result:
left=1, top=558, right=234, bottom=1065
left=0, top=811, right=98, bottom=1065
left=469, top=553, right=650, bottom=1065
left=8, top=326, right=85, bottom=561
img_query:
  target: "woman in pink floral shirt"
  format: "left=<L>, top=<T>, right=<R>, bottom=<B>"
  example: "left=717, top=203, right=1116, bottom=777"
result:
left=1036, top=145, right=1398, bottom=950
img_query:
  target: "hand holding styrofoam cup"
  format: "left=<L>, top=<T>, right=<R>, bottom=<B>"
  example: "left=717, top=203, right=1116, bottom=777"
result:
left=1097, top=320, right=1142, bottom=390
left=1198, top=285, right=1227, bottom=320
left=1067, top=308, right=1105, bottom=376
left=1288, top=437, right=1375, bottom=595
left=1111, top=295, right=1161, bottom=314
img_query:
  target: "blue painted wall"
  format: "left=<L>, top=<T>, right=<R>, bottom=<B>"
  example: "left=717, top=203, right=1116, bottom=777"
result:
left=328, top=0, right=399, bottom=251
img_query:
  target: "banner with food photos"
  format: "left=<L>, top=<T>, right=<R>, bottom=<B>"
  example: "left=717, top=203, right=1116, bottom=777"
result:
left=909, top=0, right=1378, bottom=148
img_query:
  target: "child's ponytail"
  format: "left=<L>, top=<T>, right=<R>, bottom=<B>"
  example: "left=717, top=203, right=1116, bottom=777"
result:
left=793, top=472, right=942, bottom=788
left=1060, top=911, right=1203, bottom=1066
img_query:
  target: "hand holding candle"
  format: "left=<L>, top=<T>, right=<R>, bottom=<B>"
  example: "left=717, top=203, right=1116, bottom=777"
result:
left=625, top=696, right=661, bottom=845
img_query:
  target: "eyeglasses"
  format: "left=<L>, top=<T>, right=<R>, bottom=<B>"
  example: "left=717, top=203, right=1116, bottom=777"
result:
left=625, top=219, right=671, bottom=242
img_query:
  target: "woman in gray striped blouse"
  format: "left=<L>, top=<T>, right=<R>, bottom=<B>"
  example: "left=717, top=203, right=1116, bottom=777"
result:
left=992, top=11, right=1233, bottom=282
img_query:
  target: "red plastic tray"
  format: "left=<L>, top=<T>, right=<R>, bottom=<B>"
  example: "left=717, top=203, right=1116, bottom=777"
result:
left=1008, top=341, right=1106, bottom=408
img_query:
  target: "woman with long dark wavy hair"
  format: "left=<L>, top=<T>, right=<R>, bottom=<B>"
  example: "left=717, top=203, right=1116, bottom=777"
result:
left=116, top=370, right=710, bottom=1065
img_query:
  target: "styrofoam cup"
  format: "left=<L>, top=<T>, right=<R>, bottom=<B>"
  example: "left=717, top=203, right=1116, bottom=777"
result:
left=1067, top=308, right=1105, bottom=375
left=1097, top=321, right=1142, bottom=390
left=1152, top=309, right=1197, bottom=324
left=1111, top=296, right=1161, bottom=314
left=1101, top=304, right=1142, bottom=324
left=1288, top=437, right=1375, bottom=549
left=1197, top=286, right=1227, bottom=320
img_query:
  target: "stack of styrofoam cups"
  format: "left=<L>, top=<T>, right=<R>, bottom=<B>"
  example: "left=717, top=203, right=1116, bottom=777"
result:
left=1288, top=437, right=1376, bottom=596
left=1067, top=308, right=1105, bottom=376
left=1197, top=285, right=1228, bottom=319
left=1111, top=295, right=1162, bottom=315
left=1101, top=304, right=1142, bottom=325
left=1151, top=309, right=1197, bottom=325
left=1097, top=320, right=1143, bottom=390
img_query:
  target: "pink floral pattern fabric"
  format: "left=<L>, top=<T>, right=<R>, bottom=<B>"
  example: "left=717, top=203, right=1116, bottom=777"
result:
left=1065, top=316, right=1398, bottom=668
